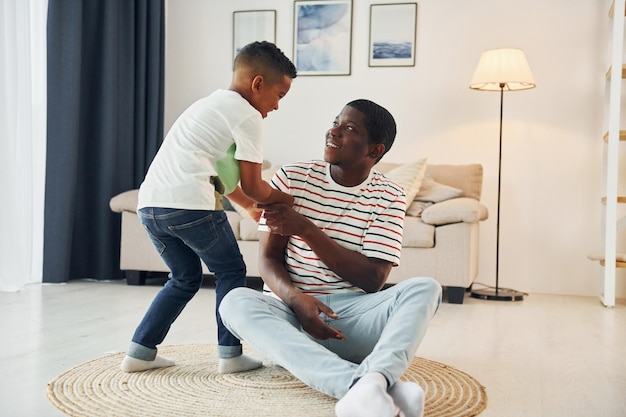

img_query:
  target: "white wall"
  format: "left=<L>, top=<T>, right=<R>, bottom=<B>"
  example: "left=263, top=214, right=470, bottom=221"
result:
left=164, top=0, right=626, bottom=299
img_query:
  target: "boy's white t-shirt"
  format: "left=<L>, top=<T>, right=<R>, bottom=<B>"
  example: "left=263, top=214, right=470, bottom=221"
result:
left=138, top=89, right=264, bottom=211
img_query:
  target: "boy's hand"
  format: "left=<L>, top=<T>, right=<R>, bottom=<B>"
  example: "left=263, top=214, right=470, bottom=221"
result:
left=246, top=205, right=263, bottom=223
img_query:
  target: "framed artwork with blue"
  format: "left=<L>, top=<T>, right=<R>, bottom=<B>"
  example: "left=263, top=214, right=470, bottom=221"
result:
left=293, top=0, right=353, bottom=76
left=369, top=3, right=417, bottom=67
left=233, top=10, right=276, bottom=60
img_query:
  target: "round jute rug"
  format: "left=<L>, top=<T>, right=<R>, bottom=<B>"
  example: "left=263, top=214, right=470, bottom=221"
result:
left=46, top=344, right=487, bottom=417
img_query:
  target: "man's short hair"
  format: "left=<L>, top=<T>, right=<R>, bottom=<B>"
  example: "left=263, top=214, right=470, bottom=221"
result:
left=234, top=41, right=297, bottom=83
left=346, top=99, right=396, bottom=161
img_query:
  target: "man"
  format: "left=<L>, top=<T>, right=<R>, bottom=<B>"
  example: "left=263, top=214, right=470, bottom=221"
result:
left=219, top=99, right=441, bottom=417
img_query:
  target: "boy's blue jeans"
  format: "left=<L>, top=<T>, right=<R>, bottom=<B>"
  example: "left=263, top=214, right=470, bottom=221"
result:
left=127, top=207, right=246, bottom=360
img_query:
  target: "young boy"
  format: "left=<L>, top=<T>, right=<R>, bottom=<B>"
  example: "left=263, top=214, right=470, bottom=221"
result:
left=120, top=41, right=297, bottom=374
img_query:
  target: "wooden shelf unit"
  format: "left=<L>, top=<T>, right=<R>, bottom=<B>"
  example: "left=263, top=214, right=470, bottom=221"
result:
left=587, top=0, right=626, bottom=308
left=605, top=63, right=626, bottom=79
left=602, top=130, right=626, bottom=142
left=589, top=0, right=626, bottom=307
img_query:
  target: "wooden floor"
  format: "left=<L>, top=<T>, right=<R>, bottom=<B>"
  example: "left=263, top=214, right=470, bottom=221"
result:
left=1, top=278, right=625, bottom=417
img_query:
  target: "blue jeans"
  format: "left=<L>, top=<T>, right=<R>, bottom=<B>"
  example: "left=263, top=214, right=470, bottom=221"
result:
left=127, top=207, right=246, bottom=360
left=219, top=277, right=442, bottom=399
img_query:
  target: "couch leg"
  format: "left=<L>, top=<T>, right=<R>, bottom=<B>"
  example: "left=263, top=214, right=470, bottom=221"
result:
left=125, top=271, right=147, bottom=286
left=446, top=286, right=465, bottom=304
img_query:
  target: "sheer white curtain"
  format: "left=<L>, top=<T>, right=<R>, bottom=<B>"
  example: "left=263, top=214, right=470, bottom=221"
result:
left=0, top=0, right=48, bottom=291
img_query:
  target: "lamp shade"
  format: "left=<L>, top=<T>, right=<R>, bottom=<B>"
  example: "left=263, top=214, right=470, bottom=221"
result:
left=469, top=48, right=536, bottom=91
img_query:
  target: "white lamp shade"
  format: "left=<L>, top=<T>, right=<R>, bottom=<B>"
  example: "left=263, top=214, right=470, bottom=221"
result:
left=470, top=48, right=536, bottom=91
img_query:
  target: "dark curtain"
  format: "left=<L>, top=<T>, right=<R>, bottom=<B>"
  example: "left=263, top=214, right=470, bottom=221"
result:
left=43, top=0, right=164, bottom=282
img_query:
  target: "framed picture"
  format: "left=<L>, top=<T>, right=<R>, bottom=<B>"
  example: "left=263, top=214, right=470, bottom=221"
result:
left=293, top=0, right=353, bottom=76
left=369, top=3, right=417, bottom=67
left=233, top=10, right=277, bottom=59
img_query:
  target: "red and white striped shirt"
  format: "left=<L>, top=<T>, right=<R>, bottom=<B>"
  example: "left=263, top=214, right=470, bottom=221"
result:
left=268, top=160, right=406, bottom=294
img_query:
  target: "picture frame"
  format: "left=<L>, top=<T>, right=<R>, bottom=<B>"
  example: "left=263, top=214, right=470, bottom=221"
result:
left=293, top=0, right=353, bottom=76
left=369, top=3, right=417, bottom=67
left=233, top=10, right=277, bottom=60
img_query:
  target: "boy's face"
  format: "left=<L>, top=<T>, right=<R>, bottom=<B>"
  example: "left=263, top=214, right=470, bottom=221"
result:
left=249, top=75, right=292, bottom=118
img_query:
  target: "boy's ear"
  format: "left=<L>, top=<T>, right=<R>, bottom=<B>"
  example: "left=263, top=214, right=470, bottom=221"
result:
left=251, top=75, right=264, bottom=92
left=369, top=143, right=385, bottom=160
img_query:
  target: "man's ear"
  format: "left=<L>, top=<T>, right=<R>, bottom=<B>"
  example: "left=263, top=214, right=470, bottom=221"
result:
left=369, top=143, right=385, bottom=160
left=251, top=75, right=264, bottom=92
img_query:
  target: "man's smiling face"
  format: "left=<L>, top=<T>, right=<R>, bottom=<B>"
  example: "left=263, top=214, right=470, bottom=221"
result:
left=324, top=105, right=372, bottom=167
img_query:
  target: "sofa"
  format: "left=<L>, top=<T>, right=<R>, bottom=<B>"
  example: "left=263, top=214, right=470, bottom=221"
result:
left=109, top=161, right=488, bottom=304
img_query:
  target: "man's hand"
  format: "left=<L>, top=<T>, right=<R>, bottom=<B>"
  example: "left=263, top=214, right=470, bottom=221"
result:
left=289, top=292, right=346, bottom=341
left=256, top=203, right=304, bottom=236
left=259, top=201, right=391, bottom=293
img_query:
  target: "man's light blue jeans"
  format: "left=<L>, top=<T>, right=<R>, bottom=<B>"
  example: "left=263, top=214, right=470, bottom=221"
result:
left=219, top=277, right=442, bottom=399
left=127, top=207, right=246, bottom=361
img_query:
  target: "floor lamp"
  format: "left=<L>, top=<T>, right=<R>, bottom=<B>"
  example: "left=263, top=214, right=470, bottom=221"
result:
left=469, top=48, right=535, bottom=301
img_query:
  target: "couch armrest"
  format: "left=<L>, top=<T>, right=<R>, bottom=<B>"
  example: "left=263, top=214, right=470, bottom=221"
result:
left=110, top=189, right=139, bottom=213
left=420, top=197, right=488, bottom=226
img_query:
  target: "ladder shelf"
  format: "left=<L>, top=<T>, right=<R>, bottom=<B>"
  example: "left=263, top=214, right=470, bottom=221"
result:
left=589, top=0, right=626, bottom=307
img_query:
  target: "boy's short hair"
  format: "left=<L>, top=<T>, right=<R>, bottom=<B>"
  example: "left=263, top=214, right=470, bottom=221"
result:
left=234, top=41, right=297, bottom=83
left=346, top=99, right=396, bottom=161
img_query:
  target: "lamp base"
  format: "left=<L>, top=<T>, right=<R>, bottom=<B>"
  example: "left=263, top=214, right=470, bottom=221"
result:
left=470, top=287, right=524, bottom=301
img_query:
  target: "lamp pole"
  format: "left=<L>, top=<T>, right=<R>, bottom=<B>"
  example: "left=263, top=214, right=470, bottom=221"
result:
left=495, top=83, right=504, bottom=295
left=469, top=48, right=535, bottom=302
left=470, top=83, right=524, bottom=301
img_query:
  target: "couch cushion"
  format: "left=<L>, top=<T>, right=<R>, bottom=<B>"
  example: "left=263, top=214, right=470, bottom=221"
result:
left=239, top=217, right=261, bottom=241
left=110, top=189, right=139, bottom=213
left=425, top=164, right=483, bottom=200
left=225, top=211, right=242, bottom=240
left=405, top=201, right=433, bottom=217
left=421, top=197, right=488, bottom=225
left=402, top=216, right=435, bottom=248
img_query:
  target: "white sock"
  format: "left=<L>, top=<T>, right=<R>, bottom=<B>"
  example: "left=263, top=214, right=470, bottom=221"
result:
left=218, top=354, right=263, bottom=374
left=120, top=354, right=175, bottom=373
left=335, top=373, right=401, bottom=417
left=389, top=382, right=425, bottom=417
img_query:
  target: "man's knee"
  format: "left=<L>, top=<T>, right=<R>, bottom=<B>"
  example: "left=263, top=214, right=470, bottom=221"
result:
left=401, top=277, right=443, bottom=305
left=219, top=287, right=257, bottom=321
left=422, top=277, right=442, bottom=296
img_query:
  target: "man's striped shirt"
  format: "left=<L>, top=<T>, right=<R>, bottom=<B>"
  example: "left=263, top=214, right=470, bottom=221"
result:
left=268, top=160, right=406, bottom=294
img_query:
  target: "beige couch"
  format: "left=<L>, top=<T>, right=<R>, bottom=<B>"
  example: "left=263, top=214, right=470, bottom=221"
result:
left=109, top=163, right=488, bottom=304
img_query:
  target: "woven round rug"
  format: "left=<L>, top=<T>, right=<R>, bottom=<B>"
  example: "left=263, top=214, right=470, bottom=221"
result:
left=47, top=344, right=487, bottom=417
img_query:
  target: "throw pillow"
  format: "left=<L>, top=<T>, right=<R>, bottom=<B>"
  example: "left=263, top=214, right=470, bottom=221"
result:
left=384, top=158, right=428, bottom=204
left=406, top=176, right=463, bottom=217
left=415, top=175, right=463, bottom=202
left=421, top=197, right=488, bottom=225
left=406, top=201, right=433, bottom=217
